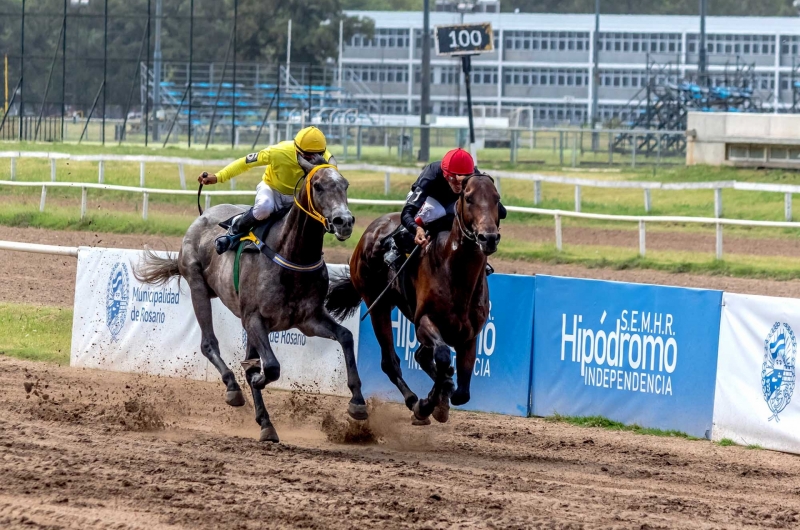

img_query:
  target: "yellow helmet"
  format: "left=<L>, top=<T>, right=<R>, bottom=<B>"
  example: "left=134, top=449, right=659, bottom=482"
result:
left=294, top=126, right=327, bottom=155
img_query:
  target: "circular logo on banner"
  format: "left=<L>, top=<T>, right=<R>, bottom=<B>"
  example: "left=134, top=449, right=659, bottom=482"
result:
left=761, top=322, right=797, bottom=422
left=106, top=262, right=130, bottom=341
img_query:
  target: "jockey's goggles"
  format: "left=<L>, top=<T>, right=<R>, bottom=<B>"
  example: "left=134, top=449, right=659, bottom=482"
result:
left=443, top=171, right=470, bottom=186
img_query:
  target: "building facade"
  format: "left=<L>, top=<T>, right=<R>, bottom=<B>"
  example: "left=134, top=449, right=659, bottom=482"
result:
left=340, top=11, right=800, bottom=125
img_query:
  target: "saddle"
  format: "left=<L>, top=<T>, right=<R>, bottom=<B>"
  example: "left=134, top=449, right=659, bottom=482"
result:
left=218, top=206, right=297, bottom=294
left=218, top=206, right=292, bottom=255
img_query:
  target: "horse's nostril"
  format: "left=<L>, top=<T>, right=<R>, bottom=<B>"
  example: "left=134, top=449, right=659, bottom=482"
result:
left=477, top=233, right=488, bottom=242
left=332, top=216, right=345, bottom=226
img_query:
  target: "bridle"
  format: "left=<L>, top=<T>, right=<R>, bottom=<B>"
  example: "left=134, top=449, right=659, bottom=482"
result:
left=455, top=173, right=495, bottom=243
left=293, top=164, right=336, bottom=233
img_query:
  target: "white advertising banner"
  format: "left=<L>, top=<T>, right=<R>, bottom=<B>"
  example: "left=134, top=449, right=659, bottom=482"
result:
left=70, top=247, right=358, bottom=396
left=713, top=292, right=800, bottom=453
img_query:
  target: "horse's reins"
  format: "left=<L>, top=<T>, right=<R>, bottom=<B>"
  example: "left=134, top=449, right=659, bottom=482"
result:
left=293, top=164, right=336, bottom=232
left=454, top=173, right=495, bottom=243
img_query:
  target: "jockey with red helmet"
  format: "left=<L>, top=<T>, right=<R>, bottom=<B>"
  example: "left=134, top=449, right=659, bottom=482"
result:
left=383, top=147, right=506, bottom=274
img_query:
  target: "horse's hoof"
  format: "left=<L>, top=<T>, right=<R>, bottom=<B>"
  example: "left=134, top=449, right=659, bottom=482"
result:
left=250, top=372, right=267, bottom=390
left=347, top=402, right=369, bottom=421
left=225, top=390, right=245, bottom=407
left=412, top=417, right=431, bottom=426
left=451, top=388, right=470, bottom=406
left=432, top=400, right=450, bottom=423
left=405, top=394, right=419, bottom=411
left=412, top=400, right=429, bottom=422
left=260, top=426, right=280, bottom=443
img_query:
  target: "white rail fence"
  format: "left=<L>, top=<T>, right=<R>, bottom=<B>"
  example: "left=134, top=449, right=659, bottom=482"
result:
left=1, top=151, right=798, bottom=220
left=2, top=179, right=799, bottom=260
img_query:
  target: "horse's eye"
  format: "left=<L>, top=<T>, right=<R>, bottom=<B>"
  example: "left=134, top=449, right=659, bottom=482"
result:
left=313, top=182, right=323, bottom=192
left=465, top=195, right=473, bottom=204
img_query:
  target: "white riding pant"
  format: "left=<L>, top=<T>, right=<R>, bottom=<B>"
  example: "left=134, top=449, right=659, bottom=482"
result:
left=407, top=193, right=456, bottom=226
left=253, top=181, right=294, bottom=221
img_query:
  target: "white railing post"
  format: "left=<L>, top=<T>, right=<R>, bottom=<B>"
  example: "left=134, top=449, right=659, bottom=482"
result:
left=534, top=180, right=542, bottom=205
left=50, top=158, right=56, bottom=182
left=384, top=171, right=391, bottom=195
left=555, top=214, right=562, bottom=251
left=714, top=187, right=722, bottom=218
left=205, top=194, right=211, bottom=212
left=10, top=157, right=16, bottom=181
left=142, top=193, right=149, bottom=220
left=98, top=160, right=105, bottom=183
left=39, top=186, right=47, bottom=212
left=786, top=193, right=792, bottom=222
left=639, top=220, right=646, bottom=257
left=716, top=223, right=723, bottom=260
left=495, top=176, right=501, bottom=194
left=139, top=161, right=146, bottom=187
left=574, top=185, right=581, bottom=213
left=178, top=163, right=186, bottom=190
left=631, top=134, right=637, bottom=168
left=80, top=187, right=87, bottom=220
left=644, top=189, right=651, bottom=213
left=230, top=177, right=236, bottom=190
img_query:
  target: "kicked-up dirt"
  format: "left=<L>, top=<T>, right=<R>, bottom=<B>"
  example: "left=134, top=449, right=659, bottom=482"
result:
left=1, top=356, right=800, bottom=529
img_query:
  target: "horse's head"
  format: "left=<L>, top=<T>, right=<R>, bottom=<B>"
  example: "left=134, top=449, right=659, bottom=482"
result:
left=297, top=154, right=354, bottom=241
left=457, top=174, right=501, bottom=255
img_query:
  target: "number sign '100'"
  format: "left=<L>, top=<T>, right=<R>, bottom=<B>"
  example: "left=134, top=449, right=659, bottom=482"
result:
left=435, top=23, right=493, bottom=56
left=449, top=29, right=483, bottom=49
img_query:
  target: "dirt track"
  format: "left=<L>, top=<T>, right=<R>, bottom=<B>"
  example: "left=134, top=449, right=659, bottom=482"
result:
left=3, top=226, right=800, bottom=307
left=2, top=355, right=800, bottom=529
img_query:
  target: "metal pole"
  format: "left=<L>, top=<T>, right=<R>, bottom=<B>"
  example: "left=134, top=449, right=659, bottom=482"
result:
left=699, top=0, right=707, bottom=86
left=286, top=19, right=292, bottom=91
left=591, top=0, right=600, bottom=150
left=232, top=0, right=237, bottom=148
left=462, top=56, right=475, bottom=147
left=35, top=22, right=65, bottom=141
left=715, top=223, right=722, bottom=260
left=276, top=61, right=281, bottom=139
left=145, top=0, right=151, bottom=146
left=19, top=0, right=25, bottom=140
left=152, top=0, right=163, bottom=141
left=338, top=20, right=343, bottom=91
left=61, top=0, right=66, bottom=141
left=188, top=0, right=194, bottom=147
left=418, top=0, right=431, bottom=162
left=119, top=24, right=150, bottom=145
left=102, top=0, right=108, bottom=145
left=207, top=29, right=235, bottom=149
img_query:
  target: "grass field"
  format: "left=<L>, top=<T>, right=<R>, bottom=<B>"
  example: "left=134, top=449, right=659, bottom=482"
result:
left=0, top=303, right=72, bottom=365
left=2, top=140, right=800, bottom=279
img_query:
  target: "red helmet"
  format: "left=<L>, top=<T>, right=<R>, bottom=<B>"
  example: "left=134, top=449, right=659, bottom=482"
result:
left=441, top=148, right=474, bottom=177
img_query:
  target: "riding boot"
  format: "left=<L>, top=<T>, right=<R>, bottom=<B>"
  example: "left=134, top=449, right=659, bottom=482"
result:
left=215, top=208, right=259, bottom=255
left=382, top=237, right=405, bottom=274
left=485, top=263, right=494, bottom=276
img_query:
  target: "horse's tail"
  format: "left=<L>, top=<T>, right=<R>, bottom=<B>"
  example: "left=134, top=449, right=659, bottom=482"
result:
left=325, top=274, right=362, bottom=322
left=133, top=248, right=181, bottom=286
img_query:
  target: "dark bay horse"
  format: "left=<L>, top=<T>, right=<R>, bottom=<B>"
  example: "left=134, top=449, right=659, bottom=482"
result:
left=135, top=157, right=366, bottom=443
left=325, top=174, right=501, bottom=424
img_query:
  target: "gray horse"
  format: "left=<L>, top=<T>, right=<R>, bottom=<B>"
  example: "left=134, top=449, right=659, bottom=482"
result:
left=134, top=157, right=366, bottom=443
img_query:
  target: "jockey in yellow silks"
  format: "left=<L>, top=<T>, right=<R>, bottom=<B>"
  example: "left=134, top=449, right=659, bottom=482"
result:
left=198, top=126, right=336, bottom=254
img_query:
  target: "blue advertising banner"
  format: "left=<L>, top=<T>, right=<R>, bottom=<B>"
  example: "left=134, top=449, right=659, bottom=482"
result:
left=532, top=275, right=722, bottom=438
left=357, top=274, right=535, bottom=416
